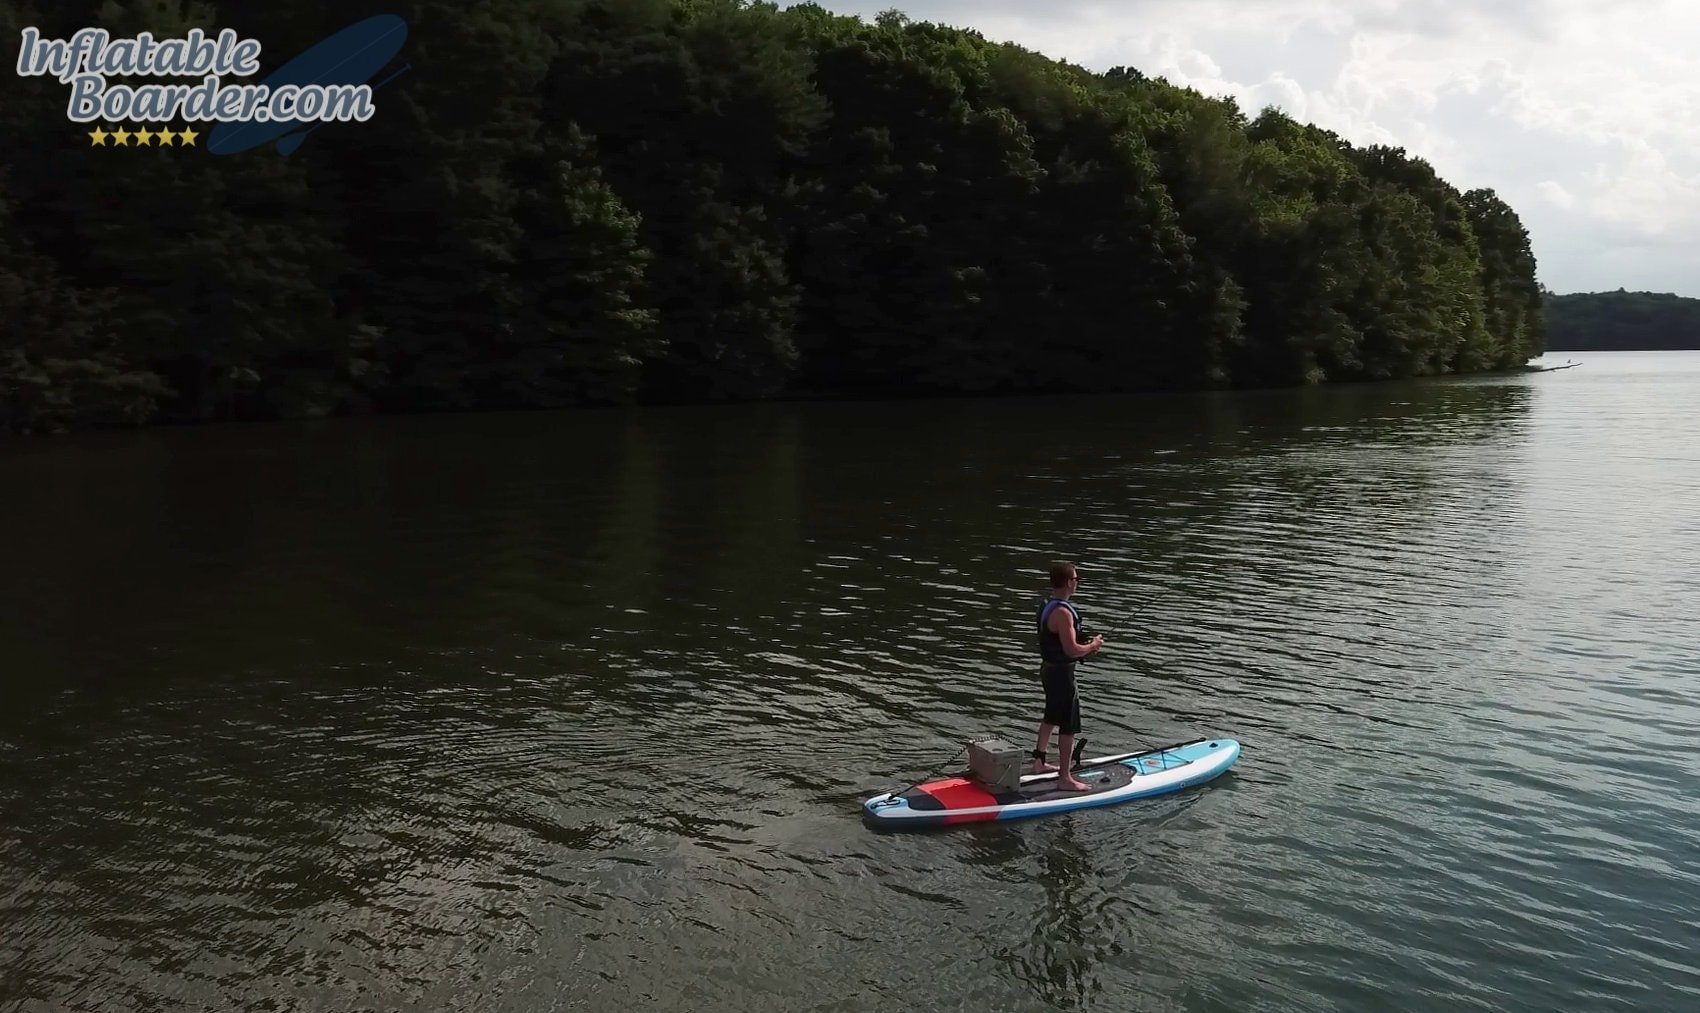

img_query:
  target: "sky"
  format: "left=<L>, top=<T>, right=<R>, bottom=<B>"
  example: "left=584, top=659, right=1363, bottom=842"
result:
left=788, top=0, right=1700, bottom=297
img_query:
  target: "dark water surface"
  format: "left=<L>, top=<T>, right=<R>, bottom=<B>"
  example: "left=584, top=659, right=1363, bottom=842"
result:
left=2, top=351, right=1697, bottom=1011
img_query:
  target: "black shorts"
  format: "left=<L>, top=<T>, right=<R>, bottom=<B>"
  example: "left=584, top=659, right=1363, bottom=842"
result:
left=1040, top=662, right=1081, bottom=734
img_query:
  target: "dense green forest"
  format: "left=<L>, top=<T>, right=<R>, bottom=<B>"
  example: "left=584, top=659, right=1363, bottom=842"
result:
left=0, top=0, right=1547, bottom=434
left=1544, top=291, right=1700, bottom=350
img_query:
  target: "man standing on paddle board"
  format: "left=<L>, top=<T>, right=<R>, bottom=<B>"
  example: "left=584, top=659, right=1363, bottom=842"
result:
left=1033, top=561, right=1103, bottom=791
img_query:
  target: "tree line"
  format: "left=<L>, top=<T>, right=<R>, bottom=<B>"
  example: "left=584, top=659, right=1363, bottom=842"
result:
left=0, top=0, right=1548, bottom=434
left=1544, top=290, right=1700, bottom=350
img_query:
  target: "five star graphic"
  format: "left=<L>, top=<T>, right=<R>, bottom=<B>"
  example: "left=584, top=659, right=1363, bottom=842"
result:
left=88, top=124, right=201, bottom=148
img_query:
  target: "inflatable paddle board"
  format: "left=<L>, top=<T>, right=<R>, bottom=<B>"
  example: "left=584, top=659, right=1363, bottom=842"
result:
left=862, top=736, right=1239, bottom=831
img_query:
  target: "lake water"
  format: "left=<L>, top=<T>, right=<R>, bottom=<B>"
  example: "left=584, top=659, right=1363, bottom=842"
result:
left=2, top=351, right=1696, bottom=1011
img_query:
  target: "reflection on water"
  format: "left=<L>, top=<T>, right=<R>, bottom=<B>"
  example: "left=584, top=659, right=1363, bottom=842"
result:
left=2, top=353, right=1699, bottom=1011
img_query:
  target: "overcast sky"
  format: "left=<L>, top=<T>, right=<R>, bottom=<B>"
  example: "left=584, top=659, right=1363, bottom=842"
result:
left=790, top=0, right=1699, bottom=296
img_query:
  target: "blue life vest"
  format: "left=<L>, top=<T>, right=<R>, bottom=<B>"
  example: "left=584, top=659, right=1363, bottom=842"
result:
left=1037, top=598, right=1081, bottom=667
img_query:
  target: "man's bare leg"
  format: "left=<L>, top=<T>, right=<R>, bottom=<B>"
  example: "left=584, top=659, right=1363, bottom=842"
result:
left=1056, top=733, right=1090, bottom=791
left=1032, top=723, right=1057, bottom=772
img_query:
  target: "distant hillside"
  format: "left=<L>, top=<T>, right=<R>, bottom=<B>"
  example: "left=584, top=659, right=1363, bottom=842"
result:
left=1544, top=290, right=1700, bottom=350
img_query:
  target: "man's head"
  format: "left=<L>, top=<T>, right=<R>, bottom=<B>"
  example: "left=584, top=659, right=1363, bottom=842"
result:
left=1048, top=561, right=1078, bottom=591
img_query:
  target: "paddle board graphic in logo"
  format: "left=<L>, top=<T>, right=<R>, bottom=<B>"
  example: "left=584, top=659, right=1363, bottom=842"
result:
left=207, top=15, right=410, bottom=156
left=13, top=15, right=409, bottom=156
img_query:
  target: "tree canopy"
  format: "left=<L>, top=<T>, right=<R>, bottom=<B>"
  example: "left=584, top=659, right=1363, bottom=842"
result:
left=0, top=0, right=1549, bottom=433
left=1544, top=290, right=1700, bottom=350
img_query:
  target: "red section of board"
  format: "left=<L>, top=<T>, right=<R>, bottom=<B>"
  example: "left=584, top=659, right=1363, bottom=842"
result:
left=918, top=777, right=999, bottom=824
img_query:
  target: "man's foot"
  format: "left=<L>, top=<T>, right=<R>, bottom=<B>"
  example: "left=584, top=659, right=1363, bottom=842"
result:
left=1031, top=759, right=1057, bottom=773
left=1055, top=776, right=1091, bottom=792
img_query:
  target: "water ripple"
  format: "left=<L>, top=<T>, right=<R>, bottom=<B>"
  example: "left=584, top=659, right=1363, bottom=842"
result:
left=3, top=355, right=1699, bottom=1010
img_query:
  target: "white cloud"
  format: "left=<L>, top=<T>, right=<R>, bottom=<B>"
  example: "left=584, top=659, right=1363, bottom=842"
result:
left=1537, top=181, right=1576, bottom=209
left=787, top=0, right=1700, bottom=295
left=1580, top=142, right=1700, bottom=242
